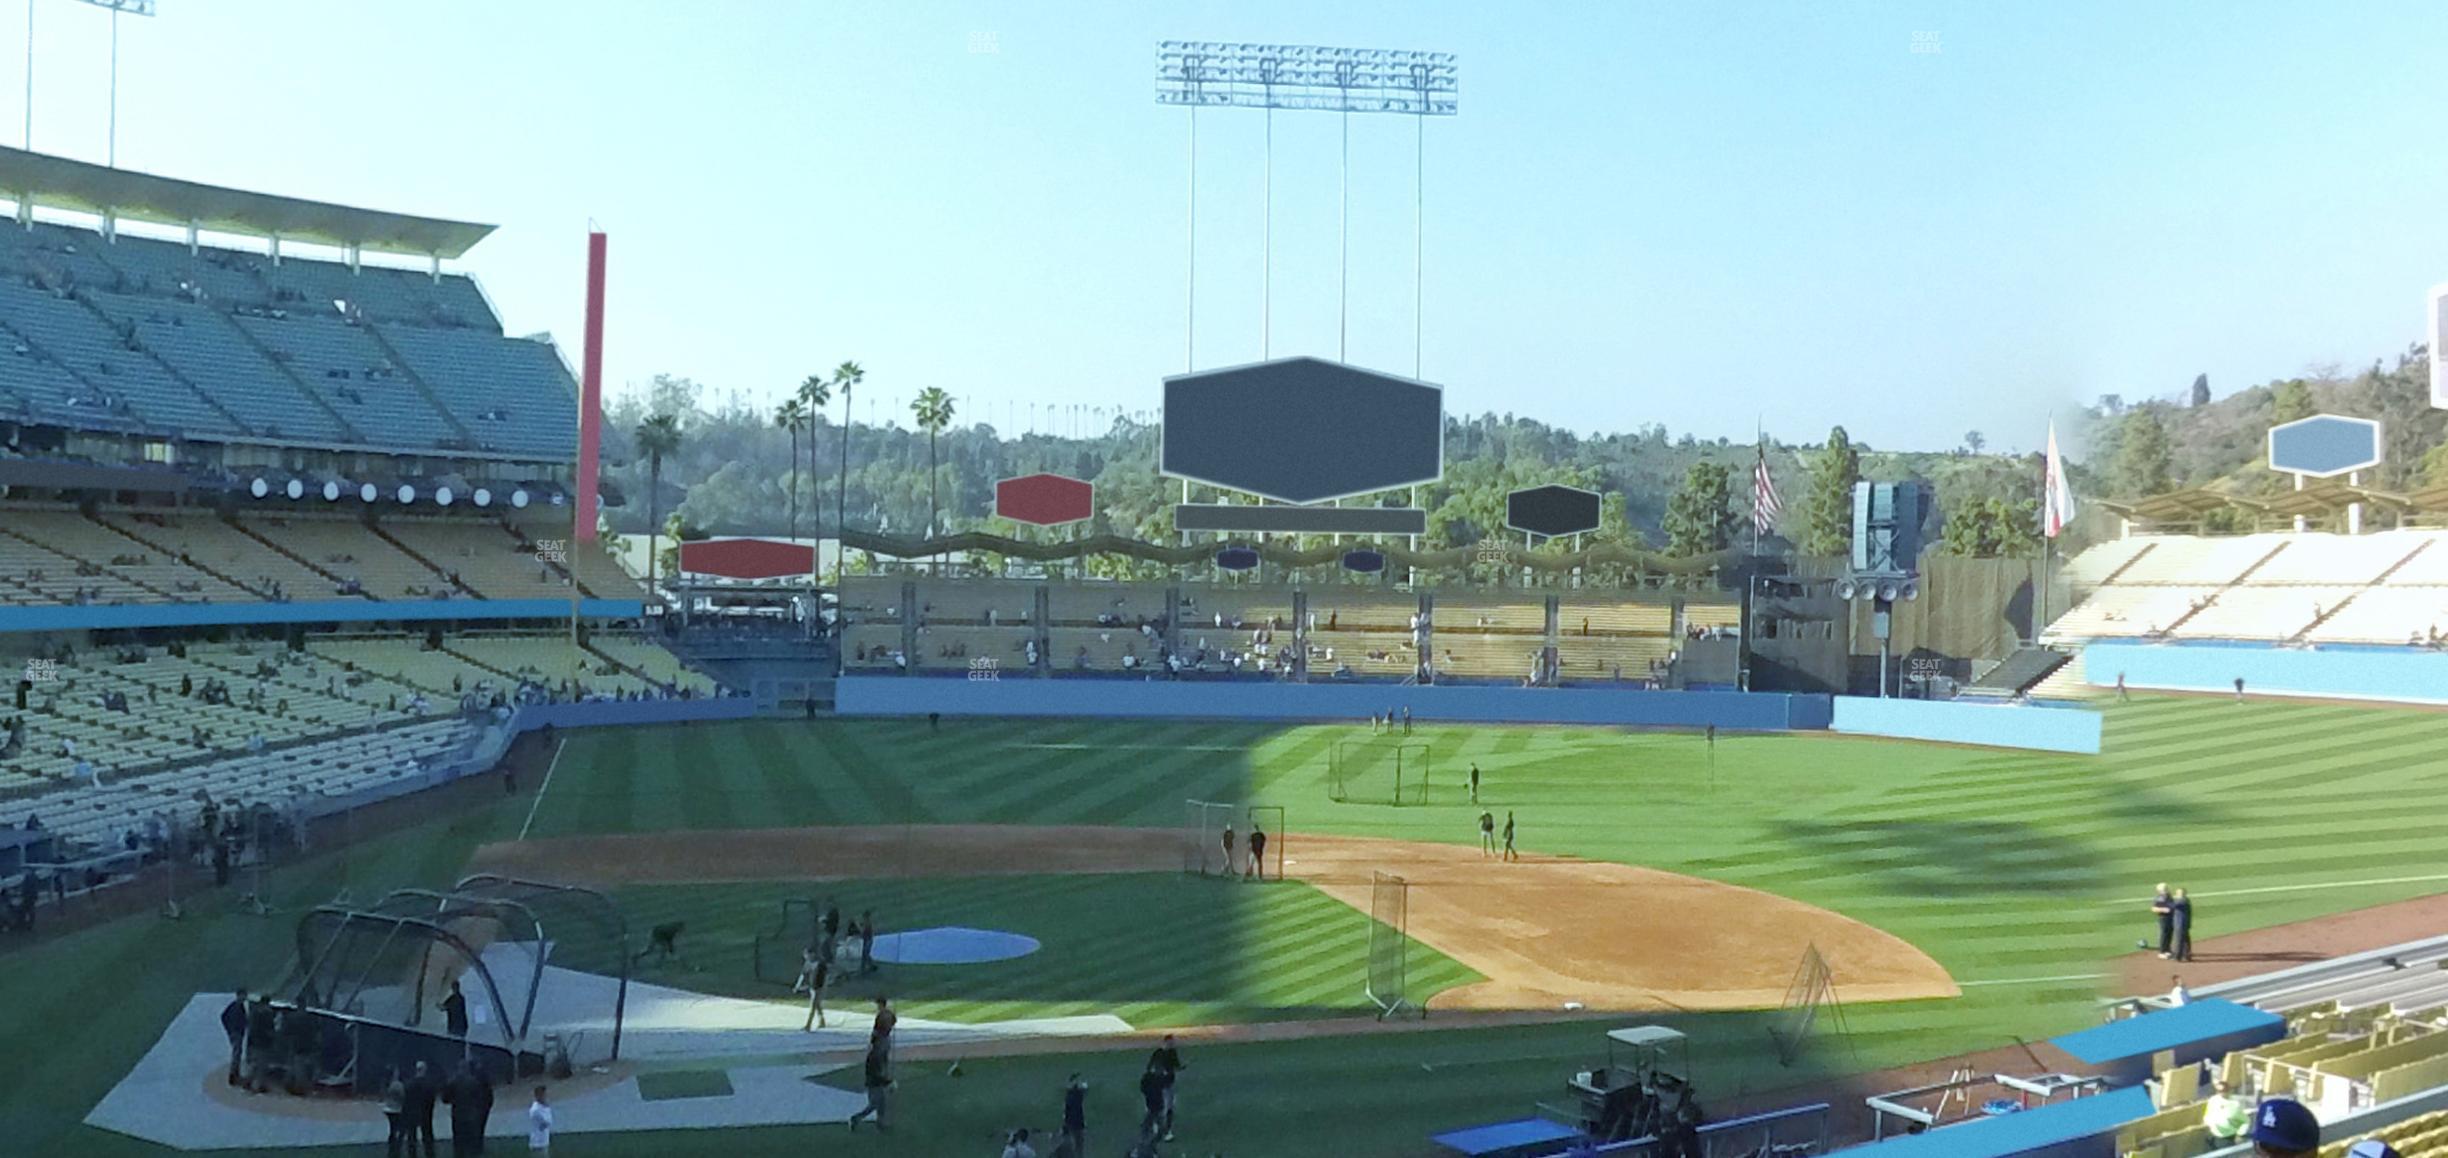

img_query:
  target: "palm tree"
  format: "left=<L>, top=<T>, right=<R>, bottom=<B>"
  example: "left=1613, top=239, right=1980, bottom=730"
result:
left=773, top=398, right=807, bottom=541
left=912, top=386, right=956, bottom=568
left=795, top=372, right=831, bottom=553
left=829, top=361, right=863, bottom=560
left=634, top=412, right=683, bottom=601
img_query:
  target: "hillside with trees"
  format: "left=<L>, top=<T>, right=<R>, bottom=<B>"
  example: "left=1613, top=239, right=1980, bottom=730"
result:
left=593, top=340, right=2438, bottom=573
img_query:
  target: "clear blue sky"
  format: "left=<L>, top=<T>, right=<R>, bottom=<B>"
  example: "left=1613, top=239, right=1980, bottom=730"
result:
left=14, top=0, right=2445, bottom=454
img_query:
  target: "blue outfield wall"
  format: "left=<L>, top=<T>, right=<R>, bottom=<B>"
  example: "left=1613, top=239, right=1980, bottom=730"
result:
left=1829, top=696, right=2103, bottom=755
left=836, top=676, right=1832, bottom=730
left=0, top=597, right=646, bottom=634
left=2083, top=642, right=2448, bottom=706
left=510, top=695, right=761, bottom=733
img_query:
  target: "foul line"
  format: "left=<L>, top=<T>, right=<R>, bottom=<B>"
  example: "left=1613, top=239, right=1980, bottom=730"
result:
left=1007, top=743, right=1246, bottom=752
left=1959, top=972, right=2109, bottom=988
left=517, top=738, right=568, bottom=842
left=2113, top=872, right=2448, bottom=906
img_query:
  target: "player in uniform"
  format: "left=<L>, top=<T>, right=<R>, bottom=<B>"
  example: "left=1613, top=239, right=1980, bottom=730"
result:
left=797, top=945, right=831, bottom=1030
left=1479, top=810, right=1496, bottom=857
left=1246, top=828, right=1267, bottom=881
left=1502, top=811, right=1518, bottom=862
left=1219, top=824, right=1236, bottom=877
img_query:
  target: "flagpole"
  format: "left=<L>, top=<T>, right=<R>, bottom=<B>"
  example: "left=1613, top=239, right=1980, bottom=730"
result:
left=2037, top=417, right=2054, bottom=644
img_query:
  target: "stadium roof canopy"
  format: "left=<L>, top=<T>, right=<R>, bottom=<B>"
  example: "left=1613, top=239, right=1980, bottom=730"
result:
left=0, top=145, right=495, bottom=259
left=2096, top=481, right=2448, bottom=528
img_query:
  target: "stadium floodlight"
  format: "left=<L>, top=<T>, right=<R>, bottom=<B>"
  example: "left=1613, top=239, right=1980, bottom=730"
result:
left=34, top=1, right=157, bottom=165
left=396, top=484, right=417, bottom=505
left=284, top=478, right=304, bottom=500
left=322, top=480, right=343, bottom=502
left=472, top=487, right=493, bottom=508
left=510, top=488, right=531, bottom=509
left=1156, top=43, right=1456, bottom=114
left=435, top=486, right=455, bottom=507
left=248, top=476, right=269, bottom=499
left=1157, top=42, right=1458, bottom=375
left=358, top=483, right=379, bottom=504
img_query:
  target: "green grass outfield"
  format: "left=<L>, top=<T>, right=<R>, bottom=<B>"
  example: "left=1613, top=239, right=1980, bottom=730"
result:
left=5, top=696, right=2447, bottom=1156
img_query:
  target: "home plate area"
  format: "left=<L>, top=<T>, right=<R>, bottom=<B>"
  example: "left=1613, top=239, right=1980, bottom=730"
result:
left=85, top=954, right=1125, bottom=1151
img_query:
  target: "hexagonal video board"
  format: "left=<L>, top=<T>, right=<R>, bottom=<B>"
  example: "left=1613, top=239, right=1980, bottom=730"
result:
left=1160, top=357, right=1443, bottom=505
left=995, top=473, right=1095, bottom=527
left=1505, top=484, right=1603, bottom=538
left=2267, top=414, right=2382, bottom=479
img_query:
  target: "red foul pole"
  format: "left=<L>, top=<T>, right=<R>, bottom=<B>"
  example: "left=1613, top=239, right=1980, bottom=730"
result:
left=574, top=230, right=608, bottom=542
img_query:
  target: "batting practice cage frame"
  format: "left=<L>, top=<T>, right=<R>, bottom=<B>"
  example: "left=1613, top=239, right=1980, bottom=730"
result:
left=274, top=876, right=629, bottom=1091
left=1366, top=871, right=1416, bottom=1019
left=1184, top=800, right=1289, bottom=878
left=1328, top=740, right=1434, bottom=805
left=752, top=897, right=820, bottom=987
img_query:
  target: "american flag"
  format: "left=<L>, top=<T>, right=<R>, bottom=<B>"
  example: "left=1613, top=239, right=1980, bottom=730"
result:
left=1752, top=442, right=1782, bottom=539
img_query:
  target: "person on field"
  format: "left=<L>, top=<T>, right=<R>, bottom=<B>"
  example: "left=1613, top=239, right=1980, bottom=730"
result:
left=1060, top=1072, right=1088, bottom=1156
left=1469, top=763, right=1481, bottom=803
left=1148, top=1033, right=1185, bottom=1141
left=440, top=980, right=470, bottom=1042
left=2148, top=883, right=2174, bottom=956
left=1245, top=827, right=1267, bottom=882
left=443, top=1060, right=495, bottom=1157
left=1479, top=810, right=1496, bottom=857
left=859, top=909, right=879, bottom=974
left=526, top=1086, right=553, bottom=1154
left=1137, top=1059, right=1167, bottom=1144
left=846, top=1039, right=893, bottom=1132
left=382, top=1070, right=411, bottom=1157
left=405, top=1060, right=440, bottom=1157
left=1503, top=811, right=1519, bottom=862
left=2172, top=888, right=2195, bottom=962
left=221, top=989, right=252, bottom=1086
left=1220, top=823, right=1236, bottom=876
left=797, top=945, right=831, bottom=1030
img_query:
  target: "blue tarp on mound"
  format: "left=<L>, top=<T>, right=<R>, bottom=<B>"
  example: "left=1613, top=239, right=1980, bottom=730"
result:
left=1838, top=1086, right=2154, bottom=1157
left=870, top=927, right=1041, bottom=965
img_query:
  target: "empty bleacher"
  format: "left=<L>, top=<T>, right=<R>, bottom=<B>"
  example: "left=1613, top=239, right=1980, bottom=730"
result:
left=375, top=324, right=576, bottom=458
left=379, top=518, right=564, bottom=599
left=0, top=276, right=242, bottom=438
left=232, top=311, right=459, bottom=449
left=0, top=214, right=567, bottom=459
left=252, top=516, right=449, bottom=600
left=2049, top=530, right=2448, bottom=647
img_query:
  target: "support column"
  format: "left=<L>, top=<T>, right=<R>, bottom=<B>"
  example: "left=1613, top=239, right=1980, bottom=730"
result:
left=1291, top=588, right=1308, bottom=681
left=900, top=580, right=919, bottom=675
left=1543, top=595, right=1561, bottom=686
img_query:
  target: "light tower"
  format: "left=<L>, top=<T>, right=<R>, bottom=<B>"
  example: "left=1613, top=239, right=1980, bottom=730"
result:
left=1156, top=42, right=1457, bottom=376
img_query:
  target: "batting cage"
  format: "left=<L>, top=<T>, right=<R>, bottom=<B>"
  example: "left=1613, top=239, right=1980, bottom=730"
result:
left=273, top=876, right=629, bottom=1092
left=1366, top=871, right=1415, bottom=1019
left=751, top=897, right=819, bottom=986
left=1328, top=740, right=1434, bottom=805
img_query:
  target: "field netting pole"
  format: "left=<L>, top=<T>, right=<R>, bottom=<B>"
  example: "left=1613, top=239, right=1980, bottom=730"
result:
left=1367, top=871, right=1412, bottom=1019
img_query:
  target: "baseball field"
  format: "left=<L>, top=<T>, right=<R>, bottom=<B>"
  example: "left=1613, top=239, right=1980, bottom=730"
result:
left=9, top=693, right=2448, bottom=1156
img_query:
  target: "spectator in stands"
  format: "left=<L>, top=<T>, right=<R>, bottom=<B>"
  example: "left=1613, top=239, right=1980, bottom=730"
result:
left=2249, top=1097, right=2318, bottom=1157
left=2167, top=975, right=2190, bottom=1006
left=2202, top=1079, right=2251, bottom=1144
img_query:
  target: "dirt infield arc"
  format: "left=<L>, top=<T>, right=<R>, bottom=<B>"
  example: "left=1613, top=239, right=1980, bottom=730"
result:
left=469, top=825, right=1959, bottom=1014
